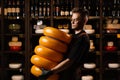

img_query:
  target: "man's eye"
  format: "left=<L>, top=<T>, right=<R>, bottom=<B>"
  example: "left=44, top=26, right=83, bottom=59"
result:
left=71, top=19, right=79, bottom=22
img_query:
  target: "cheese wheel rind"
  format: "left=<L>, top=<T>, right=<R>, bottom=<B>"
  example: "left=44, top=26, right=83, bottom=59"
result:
left=39, top=36, right=68, bottom=53
left=31, top=55, right=57, bottom=70
left=43, top=27, right=71, bottom=44
left=34, top=45, right=63, bottom=62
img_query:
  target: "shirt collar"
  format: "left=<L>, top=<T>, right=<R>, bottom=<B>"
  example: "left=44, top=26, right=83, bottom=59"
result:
left=76, top=30, right=85, bottom=35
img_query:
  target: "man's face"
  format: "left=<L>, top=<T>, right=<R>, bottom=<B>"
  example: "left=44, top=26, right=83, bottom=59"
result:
left=71, top=13, right=84, bottom=30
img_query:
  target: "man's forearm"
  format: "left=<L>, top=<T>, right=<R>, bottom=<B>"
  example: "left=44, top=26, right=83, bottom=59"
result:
left=51, top=58, right=73, bottom=74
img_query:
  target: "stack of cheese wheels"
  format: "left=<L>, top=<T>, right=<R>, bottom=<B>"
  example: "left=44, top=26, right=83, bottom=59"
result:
left=30, top=27, right=71, bottom=80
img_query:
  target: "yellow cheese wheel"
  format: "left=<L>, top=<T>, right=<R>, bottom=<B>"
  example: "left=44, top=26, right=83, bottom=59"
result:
left=31, top=55, right=57, bottom=70
left=39, top=36, right=68, bottom=53
left=43, top=27, right=71, bottom=44
left=34, top=45, right=63, bottom=62
left=31, top=65, right=59, bottom=80
left=12, top=36, right=18, bottom=42
left=8, top=41, right=22, bottom=46
left=31, top=65, right=42, bottom=77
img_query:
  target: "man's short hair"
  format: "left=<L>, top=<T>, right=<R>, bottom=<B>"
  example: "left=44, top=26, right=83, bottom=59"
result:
left=72, top=7, right=89, bottom=17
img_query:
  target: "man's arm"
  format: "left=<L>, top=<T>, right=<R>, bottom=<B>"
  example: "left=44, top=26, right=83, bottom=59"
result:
left=51, top=58, right=73, bottom=74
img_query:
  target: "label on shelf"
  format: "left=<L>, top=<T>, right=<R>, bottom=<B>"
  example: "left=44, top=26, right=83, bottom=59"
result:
left=0, top=7, right=1, bottom=15
left=96, top=51, right=100, bottom=55
left=96, top=34, right=100, bottom=38
left=117, top=34, right=120, bottom=38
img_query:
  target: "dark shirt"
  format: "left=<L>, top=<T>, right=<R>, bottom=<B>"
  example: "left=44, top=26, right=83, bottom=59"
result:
left=59, top=30, right=90, bottom=80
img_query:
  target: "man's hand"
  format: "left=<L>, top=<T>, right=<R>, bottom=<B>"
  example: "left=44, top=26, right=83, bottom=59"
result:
left=38, top=68, right=53, bottom=80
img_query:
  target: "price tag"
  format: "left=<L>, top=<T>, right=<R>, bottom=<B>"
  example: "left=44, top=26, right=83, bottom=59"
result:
left=96, top=34, right=100, bottom=38
left=117, top=34, right=120, bottom=38
left=95, top=68, right=99, bottom=72
left=19, top=34, right=24, bottom=38
left=117, top=51, right=120, bottom=55
left=96, top=51, right=100, bottom=55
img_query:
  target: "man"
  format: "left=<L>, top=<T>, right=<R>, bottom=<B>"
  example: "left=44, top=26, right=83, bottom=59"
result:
left=38, top=7, right=90, bottom=80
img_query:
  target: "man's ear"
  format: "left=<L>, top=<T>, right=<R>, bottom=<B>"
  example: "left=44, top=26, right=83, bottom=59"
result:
left=84, top=16, right=88, bottom=24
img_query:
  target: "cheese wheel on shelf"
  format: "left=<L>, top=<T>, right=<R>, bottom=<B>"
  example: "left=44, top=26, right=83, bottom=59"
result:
left=31, top=65, right=42, bottom=77
left=34, top=45, right=63, bottom=62
left=39, top=36, right=68, bottom=53
left=43, top=27, right=71, bottom=44
left=31, top=55, right=57, bottom=70
left=12, top=36, right=18, bottom=42
left=8, top=41, right=22, bottom=46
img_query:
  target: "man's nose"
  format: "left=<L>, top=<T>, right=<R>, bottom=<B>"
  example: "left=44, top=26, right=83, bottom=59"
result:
left=71, top=20, right=74, bottom=24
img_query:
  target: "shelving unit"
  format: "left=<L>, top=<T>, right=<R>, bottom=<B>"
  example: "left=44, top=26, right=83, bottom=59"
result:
left=0, top=0, right=120, bottom=80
